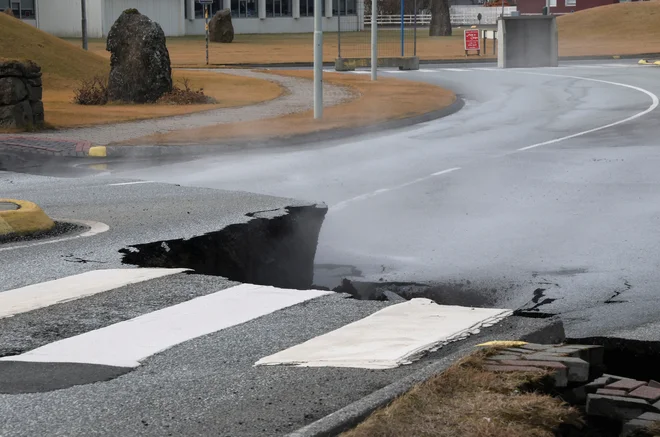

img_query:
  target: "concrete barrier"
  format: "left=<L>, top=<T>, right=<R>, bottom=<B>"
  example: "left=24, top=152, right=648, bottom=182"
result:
left=335, top=57, right=420, bottom=71
left=497, top=16, right=558, bottom=68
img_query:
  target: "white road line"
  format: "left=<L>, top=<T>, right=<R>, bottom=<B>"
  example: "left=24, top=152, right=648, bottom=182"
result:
left=107, top=181, right=155, bottom=186
left=255, top=298, right=512, bottom=369
left=0, top=218, right=110, bottom=253
left=1, top=284, right=332, bottom=368
left=512, top=72, right=659, bottom=151
left=0, top=268, right=189, bottom=318
left=329, top=167, right=461, bottom=212
left=443, top=68, right=470, bottom=72
left=419, top=69, right=438, bottom=73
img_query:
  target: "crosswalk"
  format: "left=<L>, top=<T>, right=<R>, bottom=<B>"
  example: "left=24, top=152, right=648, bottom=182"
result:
left=324, top=63, right=652, bottom=76
left=0, top=268, right=512, bottom=374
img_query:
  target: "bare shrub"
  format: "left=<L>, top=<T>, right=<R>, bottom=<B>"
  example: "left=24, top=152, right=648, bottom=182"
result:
left=73, top=76, right=109, bottom=105
left=157, top=78, right=217, bottom=105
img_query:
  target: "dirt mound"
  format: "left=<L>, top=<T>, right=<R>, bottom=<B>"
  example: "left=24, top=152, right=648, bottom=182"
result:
left=0, top=12, right=108, bottom=89
left=557, top=2, right=660, bottom=56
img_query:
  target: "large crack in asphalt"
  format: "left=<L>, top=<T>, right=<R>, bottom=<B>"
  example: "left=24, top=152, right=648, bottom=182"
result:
left=118, top=204, right=327, bottom=290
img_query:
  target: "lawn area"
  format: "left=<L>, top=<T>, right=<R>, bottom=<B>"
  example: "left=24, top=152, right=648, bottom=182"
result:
left=71, top=2, right=660, bottom=66
left=340, top=349, right=583, bottom=437
left=117, top=69, right=456, bottom=146
left=0, top=13, right=282, bottom=131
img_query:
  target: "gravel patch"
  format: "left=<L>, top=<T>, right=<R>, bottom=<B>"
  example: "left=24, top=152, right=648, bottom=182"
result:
left=9, top=70, right=354, bottom=146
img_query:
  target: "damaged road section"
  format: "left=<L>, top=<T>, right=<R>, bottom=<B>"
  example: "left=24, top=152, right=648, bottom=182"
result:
left=119, top=204, right=328, bottom=290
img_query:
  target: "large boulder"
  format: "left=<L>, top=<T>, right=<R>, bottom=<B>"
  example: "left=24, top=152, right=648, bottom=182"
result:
left=209, top=9, right=234, bottom=43
left=0, top=60, right=44, bottom=129
left=106, top=9, right=172, bottom=103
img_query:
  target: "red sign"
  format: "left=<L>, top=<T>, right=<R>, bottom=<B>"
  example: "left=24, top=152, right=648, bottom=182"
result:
left=464, top=29, right=481, bottom=51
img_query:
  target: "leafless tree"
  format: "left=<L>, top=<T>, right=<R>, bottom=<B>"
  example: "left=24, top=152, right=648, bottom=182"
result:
left=429, top=0, right=452, bottom=36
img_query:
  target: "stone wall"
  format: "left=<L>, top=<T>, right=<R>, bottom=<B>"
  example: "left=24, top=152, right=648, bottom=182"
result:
left=0, top=60, right=44, bottom=129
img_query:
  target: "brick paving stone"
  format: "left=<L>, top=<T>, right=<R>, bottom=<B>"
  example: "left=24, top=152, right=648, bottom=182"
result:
left=488, top=354, right=522, bottom=361
left=607, top=379, right=647, bottom=391
left=597, top=388, right=629, bottom=397
left=587, top=394, right=655, bottom=421
left=485, top=365, right=547, bottom=373
left=547, top=345, right=604, bottom=366
left=630, top=386, right=660, bottom=402
left=522, top=354, right=590, bottom=382
left=503, top=347, right=535, bottom=354
left=621, top=418, right=656, bottom=437
left=520, top=343, right=553, bottom=352
left=649, top=380, right=660, bottom=389
left=638, top=412, right=660, bottom=422
left=497, top=360, right=568, bottom=387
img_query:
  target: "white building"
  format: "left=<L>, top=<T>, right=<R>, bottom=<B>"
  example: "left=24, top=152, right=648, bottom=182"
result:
left=3, top=0, right=363, bottom=37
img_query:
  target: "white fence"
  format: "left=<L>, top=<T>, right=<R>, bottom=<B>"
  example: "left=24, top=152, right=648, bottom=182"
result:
left=364, top=6, right=517, bottom=26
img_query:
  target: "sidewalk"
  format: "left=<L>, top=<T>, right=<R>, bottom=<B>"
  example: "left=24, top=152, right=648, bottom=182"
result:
left=0, top=70, right=353, bottom=158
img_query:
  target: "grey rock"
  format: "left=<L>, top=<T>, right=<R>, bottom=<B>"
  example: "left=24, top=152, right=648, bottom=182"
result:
left=26, top=77, right=42, bottom=88
left=27, top=84, right=42, bottom=102
left=587, top=394, right=655, bottom=421
left=30, top=101, right=44, bottom=126
left=0, top=100, right=32, bottom=128
left=106, top=9, right=173, bottom=103
left=0, top=77, right=27, bottom=105
left=209, top=9, right=234, bottom=43
left=0, top=60, right=40, bottom=78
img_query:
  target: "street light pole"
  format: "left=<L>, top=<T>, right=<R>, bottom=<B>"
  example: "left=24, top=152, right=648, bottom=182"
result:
left=81, top=0, right=88, bottom=51
left=313, top=0, right=323, bottom=119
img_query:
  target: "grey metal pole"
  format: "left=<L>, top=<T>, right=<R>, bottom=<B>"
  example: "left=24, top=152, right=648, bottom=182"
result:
left=314, top=0, right=323, bottom=119
left=205, top=5, right=209, bottom=65
left=338, top=0, right=342, bottom=59
left=413, top=0, right=417, bottom=57
left=81, top=0, right=88, bottom=51
left=371, top=0, right=377, bottom=81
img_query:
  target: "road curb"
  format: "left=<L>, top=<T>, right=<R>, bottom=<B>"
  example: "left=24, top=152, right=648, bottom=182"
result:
left=0, top=199, right=55, bottom=238
left=172, top=53, right=660, bottom=69
left=285, top=316, right=566, bottom=437
left=102, top=96, right=466, bottom=158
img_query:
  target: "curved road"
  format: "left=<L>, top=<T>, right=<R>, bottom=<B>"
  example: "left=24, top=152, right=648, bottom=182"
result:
left=2, top=59, right=660, bottom=436
left=110, top=60, right=660, bottom=340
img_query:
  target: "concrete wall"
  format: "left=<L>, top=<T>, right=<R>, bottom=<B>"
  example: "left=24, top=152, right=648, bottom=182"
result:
left=103, top=0, right=185, bottom=36
left=497, top=16, right=558, bottom=68
left=35, top=0, right=104, bottom=38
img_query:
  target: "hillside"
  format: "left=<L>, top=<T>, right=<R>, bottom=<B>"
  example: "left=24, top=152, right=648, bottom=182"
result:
left=558, top=2, right=660, bottom=56
left=0, top=12, right=108, bottom=89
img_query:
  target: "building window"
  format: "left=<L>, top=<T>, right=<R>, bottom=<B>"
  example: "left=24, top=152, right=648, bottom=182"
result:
left=4, top=0, right=35, bottom=19
left=548, top=0, right=557, bottom=6
left=565, top=0, right=576, bottom=5
left=194, top=0, right=232, bottom=19
left=231, top=0, right=257, bottom=17
left=267, top=0, right=292, bottom=16
left=332, top=0, right=357, bottom=15
left=299, top=0, right=329, bottom=16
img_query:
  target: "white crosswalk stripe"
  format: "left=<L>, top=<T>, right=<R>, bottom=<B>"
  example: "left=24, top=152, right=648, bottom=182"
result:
left=0, top=268, right=188, bottom=318
left=0, top=269, right=514, bottom=371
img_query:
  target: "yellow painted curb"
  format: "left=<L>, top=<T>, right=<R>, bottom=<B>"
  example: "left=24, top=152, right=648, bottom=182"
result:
left=0, top=199, right=55, bottom=237
left=639, top=59, right=650, bottom=64
left=88, top=146, right=107, bottom=157
left=654, top=61, right=660, bottom=66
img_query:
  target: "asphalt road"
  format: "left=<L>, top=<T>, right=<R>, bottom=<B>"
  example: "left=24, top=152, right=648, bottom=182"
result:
left=1, top=59, right=660, bottom=435
left=101, top=59, right=660, bottom=340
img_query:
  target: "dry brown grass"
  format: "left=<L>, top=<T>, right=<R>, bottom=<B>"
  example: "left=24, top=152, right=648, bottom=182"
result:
left=117, top=69, right=456, bottom=146
left=341, top=350, right=584, bottom=437
left=43, top=70, right=282, bottom=128
left=0, top=13, right=282, bottom=131
left=75, top=2, right=660, bottom=65
left=557, top=2, right=660, bottom=56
